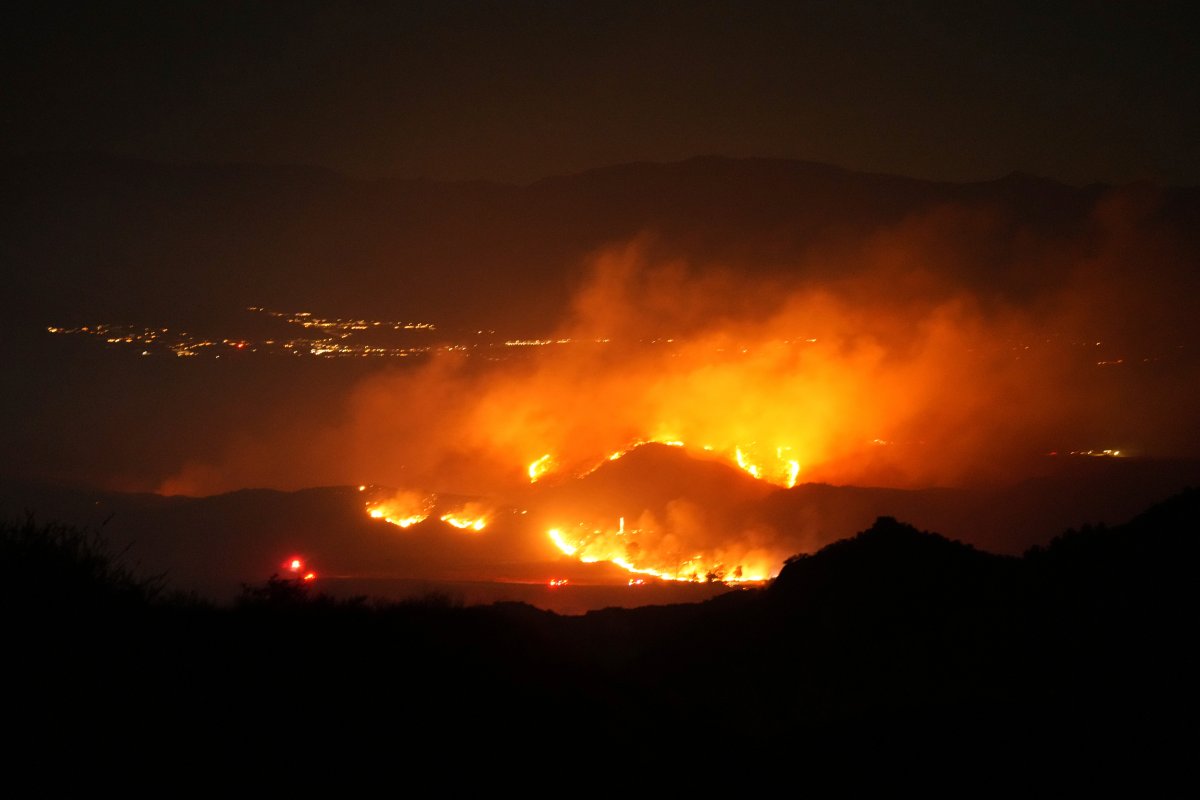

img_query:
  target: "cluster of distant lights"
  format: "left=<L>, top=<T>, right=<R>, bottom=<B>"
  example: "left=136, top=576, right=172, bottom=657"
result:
left=49, top=311, right=1182, bottom=371
left=46, top=307, right=441, bottom=359
left=46, top=307, right=618, bottom=359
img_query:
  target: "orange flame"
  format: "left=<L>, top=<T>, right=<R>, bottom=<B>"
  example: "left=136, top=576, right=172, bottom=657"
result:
left=440, top=514, right=486, bottom=531
left=448, top=500, right=493, bottom=530
left=528, top=454, right=554, bottom=482
left=366, top=489, right=434, bottom=529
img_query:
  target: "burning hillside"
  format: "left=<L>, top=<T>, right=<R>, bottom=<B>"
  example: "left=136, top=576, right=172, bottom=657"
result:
left=148, top=183, right=1200, bottom=585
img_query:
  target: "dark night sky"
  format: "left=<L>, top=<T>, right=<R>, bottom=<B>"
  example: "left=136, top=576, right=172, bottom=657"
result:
left=3, top=0, right=1197, bottom=185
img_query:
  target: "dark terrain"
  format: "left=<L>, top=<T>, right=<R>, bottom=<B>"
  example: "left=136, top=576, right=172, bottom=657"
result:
left=4, top=489, right=1194, bottom=775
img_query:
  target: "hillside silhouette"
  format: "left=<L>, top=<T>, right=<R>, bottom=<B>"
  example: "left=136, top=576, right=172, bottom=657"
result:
left=4, top=490, right=1194, bottom=772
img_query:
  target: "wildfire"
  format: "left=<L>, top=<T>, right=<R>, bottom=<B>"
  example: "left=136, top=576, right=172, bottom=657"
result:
left=367, top=507, right=428, bottom=528
left=547, top=528, right=577, bottom=556
left=734, top=446, right=761, bottom=479
left=440, top=514, right=486, bottom=531
left=441, top=500, right=493, bottom=532
left=546, top=521, right=771, bottom=584
left=366, top=493, right=495, bottom=533
left=569, top=438, right=803, bottom=488
left=366, top=489, right=434, bottom=529
left=528, top=454, right=554, bottom=482
left=728, top=444, right=801, bottom=487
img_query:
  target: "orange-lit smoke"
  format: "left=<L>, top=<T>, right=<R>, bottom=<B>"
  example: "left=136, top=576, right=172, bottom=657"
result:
left=436, top=244, right=1071, bottom=492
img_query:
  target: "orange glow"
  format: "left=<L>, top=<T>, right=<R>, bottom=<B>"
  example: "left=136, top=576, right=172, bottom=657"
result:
left=288, top=558, right=303, bottom=572
left=302, top=572, right=316, bottom=582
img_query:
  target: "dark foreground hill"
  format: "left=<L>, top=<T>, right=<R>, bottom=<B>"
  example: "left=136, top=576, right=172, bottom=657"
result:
left=2, top=490, right=1196, bottom=778
left=5, top=451, right=1199, bottom=604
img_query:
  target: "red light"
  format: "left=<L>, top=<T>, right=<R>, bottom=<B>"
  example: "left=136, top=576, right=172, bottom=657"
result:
left=302, top=572, right=316, bottom=582
left=287, top=558, right=303, bottom=572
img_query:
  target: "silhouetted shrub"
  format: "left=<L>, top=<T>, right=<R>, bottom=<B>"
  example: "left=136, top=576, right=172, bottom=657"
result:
left=0, top=516, right=162, bottom=611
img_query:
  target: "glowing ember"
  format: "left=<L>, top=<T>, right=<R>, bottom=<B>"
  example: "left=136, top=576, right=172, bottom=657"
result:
left=547, top=578, right=568, bottom=587
left=302, top=572, right=316, bottom=582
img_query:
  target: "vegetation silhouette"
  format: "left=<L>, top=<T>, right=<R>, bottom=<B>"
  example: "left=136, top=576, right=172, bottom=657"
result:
left=3, top=490, right=1195, bottom=772
left=0, top=515, right=165, bottom=612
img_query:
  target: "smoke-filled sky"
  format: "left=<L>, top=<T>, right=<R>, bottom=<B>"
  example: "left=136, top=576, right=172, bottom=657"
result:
left=4, top=0, right=1198, bottom=185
